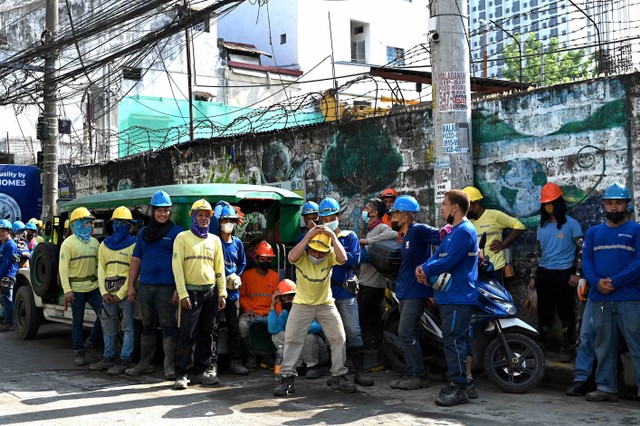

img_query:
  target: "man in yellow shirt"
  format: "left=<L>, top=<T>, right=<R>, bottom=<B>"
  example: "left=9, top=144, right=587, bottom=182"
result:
left=90, top=207, right=137, bottom=375
left=273, top=225, right=357, bottom=396
left=59, top=207, right=102, bottom=367
left=172, top=199, right=227, bottom=390
left=463, top=186, right=525, bottom=282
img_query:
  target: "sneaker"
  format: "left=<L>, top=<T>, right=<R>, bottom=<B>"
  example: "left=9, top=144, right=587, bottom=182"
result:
left=398, top=374, right=430, bottom=390
left=74, top=350, right=87, bottom=367
left=330, top=374, right=357, bottom=393
left=173, top=375, right=189, bottom=390
left=566, top=381, right=590, bottom=396
left=0, top=323, right=14, bottom=332
left=229, top=360, right=249, bottom=375
left=190, top=370, right=219, bottom=386
left=305, top=367, right=322, bottom=380
left=390, top=374, right=411, bottom=389
left=435, top=383, right=470, bottom=407
left=466, top=383, right=479, bottom=399
left=107, top=359, right=132, bottom=375
left=89, top=357, right=116, bottom=371
left=586, top=390, right=618, bottom=402
left=274, top=376, right=295, bottom=397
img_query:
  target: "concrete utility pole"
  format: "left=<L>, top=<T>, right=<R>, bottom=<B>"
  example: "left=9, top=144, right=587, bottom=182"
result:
left=429, top=0, right=474, bottom=223
left=42, top=0, right=59, bottom=222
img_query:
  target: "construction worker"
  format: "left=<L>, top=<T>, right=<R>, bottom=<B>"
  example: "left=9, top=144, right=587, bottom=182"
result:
left=25, top=221, right=38, bottom=254
left=274, top=226, right=356, bottom=396
left=268, top=279, right=329, bottom=379
left=11, top=221, right=30, bottom=268
left=28, top=218, right=44, bottom=243
left=126, top=190, right=183, bottom=380
left=462, top=186, right=525, bottom=282
left=296, top=201, right=319, bottom=243
left=90, top=207, right=137, bottom=375
left=528, top=183, right=584, bottom=362
left=239, top=241, right=280, bottom=370
left=172, top=199, right=227, bottom=390
left=380, top=187, right=398, bottom=228
left=0, top=219, right=19, bottom=332
left=59, top=207, right=102, bottom=366
left=217, top=205, right=248, bottom=375
left=319, top=197, right=373, bottom=387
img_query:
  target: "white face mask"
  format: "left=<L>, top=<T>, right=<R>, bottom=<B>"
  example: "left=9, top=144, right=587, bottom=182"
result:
left=221, top=222, right=236, bottom=234
left=308, top=253, right=324, bottom=265
left=324, top=220, right=339, bottom=231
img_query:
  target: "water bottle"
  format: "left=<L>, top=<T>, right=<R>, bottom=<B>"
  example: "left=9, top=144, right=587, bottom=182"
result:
left=503, top=247, right=514, bottom=278
left=274, top=344, right=284, bottom=377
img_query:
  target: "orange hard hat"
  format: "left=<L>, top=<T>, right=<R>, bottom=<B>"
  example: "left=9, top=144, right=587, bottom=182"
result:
left=255, top=241, right=276, bottom=258
left=277, top=279, right=296, bottom=295
left=540, top=182, right=563, bottom=203
left=380, top=187, right=398, bottom=199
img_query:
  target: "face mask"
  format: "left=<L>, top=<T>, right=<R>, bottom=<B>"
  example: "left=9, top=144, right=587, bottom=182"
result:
left=466, top=211, right=476, bottom=220
left=75, top=225, right=93, bottom=243
left=221, top=222, right=235, bottom=234
left=606, top=211, right=626, bottom=224
left=257, top=261, right=271, bottom=271
left=361, top=211, right=370, bottom=223
left=324, top=220, right=339, bottom=231
left=281, top=302, right=293, bottom=312
left=308, top=253, right=324, bottom=265
left=391, top=221, right=401, bottom=232
left=446, top=214, right=455, bottom=225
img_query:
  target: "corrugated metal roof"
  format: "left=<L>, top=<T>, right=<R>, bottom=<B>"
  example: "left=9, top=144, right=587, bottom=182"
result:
left=221, top=41, right=272, bottom=58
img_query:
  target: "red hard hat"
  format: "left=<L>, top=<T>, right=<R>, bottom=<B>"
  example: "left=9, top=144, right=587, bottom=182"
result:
left=540, top=182, right=563, bottom=203
left=380, top=187, right=398, bottom=199
left=277, top=279, right=296, bottom=295
left=255, top=241, right=275, bottom=258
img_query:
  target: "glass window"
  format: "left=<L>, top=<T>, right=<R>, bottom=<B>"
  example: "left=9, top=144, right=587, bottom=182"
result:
left=386, top=46, right=405, bottom=65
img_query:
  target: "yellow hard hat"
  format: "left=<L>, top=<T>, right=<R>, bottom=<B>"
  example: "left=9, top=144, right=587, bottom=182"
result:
left=111, top=206, right=133, bottom=221
left=70, top=207, right=95, bottom=223
left=28, top=217, right=38, bottom=224
left=190, top=198, right=213, bottom=216
left=308, top=233, right=332, bottom=253
left=462, top=186, right=484, bottom=202
left=37, top=220, right=43, bottom=229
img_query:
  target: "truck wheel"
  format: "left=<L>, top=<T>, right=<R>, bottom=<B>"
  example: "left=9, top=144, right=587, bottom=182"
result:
left=31, top=242, right=59, bottom=297
left=14, top=285, right=43, bottom=340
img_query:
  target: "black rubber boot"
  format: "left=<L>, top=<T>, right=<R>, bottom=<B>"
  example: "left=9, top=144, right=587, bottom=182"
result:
left=349, top=347, right=374, bottom=386
left=274, top=375, right=295, bottom=396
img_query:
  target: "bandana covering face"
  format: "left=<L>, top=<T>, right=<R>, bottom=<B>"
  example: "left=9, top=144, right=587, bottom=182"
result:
left=142, top=206, right=174, bottom=243
left=190, top=211, right=210, bottom=239
left=72, top=219, right=93, bottom=243
left=104, top=221, right=136, bottom=250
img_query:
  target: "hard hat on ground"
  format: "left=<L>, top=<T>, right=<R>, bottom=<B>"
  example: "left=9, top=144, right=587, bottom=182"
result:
left=70, top=207, right=95, bottom=223
left=389, top=195, right=420, bottom=213
left=540, top=182, right=563, bottom=204
left=602, top=182, right=631, bottom=201
left=462, top=186, right=484, bottom=202
left=308, top=233, right=332, bottom=253
left=0, top=219, right=12, bottom=230
left=25, top=222, right=38, bottom=231
left=255, top=241, right=276, bottom=258
left=190, top=198, right=213, bottom=216
left=302, top=201, right=319, bottom=215
left=150, top=190, right=172, bottom=207
left=111, top=206, right=133, bottom=221
left=277, top=279, right=296, bottom=295
left=219, top=205, right=240, bottom=220
left=380, top=187, right=398, bottom=199
left=11, top=221, right=26, bottom=232
left=318, top=198, right=340, bottom=217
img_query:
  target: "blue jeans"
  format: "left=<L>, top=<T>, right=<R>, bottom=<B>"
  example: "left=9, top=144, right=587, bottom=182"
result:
left=439, top=304, right=473, bottom=386
left=71, top=288, right=103, bottom=351
left=592, top=300, right=640, bottom=393
left=334, top=297, right=364, bottom=348
left=138, top=284, right=178, bottom=338
left=398, top=298, right=427, bottom=376
left=574, top=301, right=596, bottom=382
left=0, top=280, right=14, bottom=324
left=99, top=298, right=135, bottom=362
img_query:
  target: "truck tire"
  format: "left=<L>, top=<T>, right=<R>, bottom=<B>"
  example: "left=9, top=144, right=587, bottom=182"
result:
left=30, top=242, right=59, bottom=297
left=14, top=285, right=43, bottom=340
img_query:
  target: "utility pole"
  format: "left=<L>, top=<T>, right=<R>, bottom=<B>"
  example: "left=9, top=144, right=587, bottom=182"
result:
left=184, top=0, right=194, bottom=143
left=429, top=0, right=474, bottom=224
left=42, top=0, right=59, bottom=222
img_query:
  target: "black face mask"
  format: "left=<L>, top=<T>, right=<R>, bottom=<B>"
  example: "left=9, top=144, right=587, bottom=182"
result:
left=606, top=211, right=626, bottom=224
left=446, top=214, right=455, bottom=225
left=258, top=261, right=271, bottom=271
left=281, top=302, right=293, bottom=312
left=391, top=221, right=401, bottom=232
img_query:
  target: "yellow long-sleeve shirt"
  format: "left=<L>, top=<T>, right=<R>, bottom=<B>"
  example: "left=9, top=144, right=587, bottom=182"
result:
left=98, top=242, right=136, bottom=300
left=59, top=235, right=99, bottom=293
left=172, top=230, right=227, bottom=300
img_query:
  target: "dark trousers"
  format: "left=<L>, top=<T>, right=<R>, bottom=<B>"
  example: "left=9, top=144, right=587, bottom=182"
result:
left=357, top=286, right=385, bottom=348
left=439, top=304, right=473, bottom=386
left=536, top=267, right=576, bottom=340
left=175, top=289, right=219, bottom=377
left=218, top=298, right=241, bottom=360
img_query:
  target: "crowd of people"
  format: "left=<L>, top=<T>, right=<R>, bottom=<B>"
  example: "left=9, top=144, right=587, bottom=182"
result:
left=1, top=181, right=639, bottom=406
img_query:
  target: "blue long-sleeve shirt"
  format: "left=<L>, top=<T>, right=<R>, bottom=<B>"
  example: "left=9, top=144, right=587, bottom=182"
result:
left=423, top=220, right=478, bottom=305
left=582, top=220, right=640, bottom=301
left=132, top=224, right=183, bottom=285
left=222, top=235, right=246, bottom=302
left=396, top=223, right=441, bottom=299
left=268, top=309, right=322, bottom=335
left=330, top=230, right=361, bottom=300
left=0, top=239, right=19, bottom=279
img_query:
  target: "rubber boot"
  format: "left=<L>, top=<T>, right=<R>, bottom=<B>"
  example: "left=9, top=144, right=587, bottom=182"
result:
left=125, top=335, right=156, bottom=376
left=163, top=336, right=177, bottom=380
left=349, top=347, right=374, bottom=386
left=560, top=326, right=574, bottom=363
left=241, top=336, right=256, bottom=369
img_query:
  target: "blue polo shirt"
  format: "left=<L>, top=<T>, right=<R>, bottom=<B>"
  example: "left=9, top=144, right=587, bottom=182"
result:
left=330, top=230, right=361, bottom=300
left=396, top=223, right=441, bottom=300
left=222, top=236, right=246, bottom=301
left=133, top=224, right=183, bottom=285
left=537, top=215, right=583, bottom=270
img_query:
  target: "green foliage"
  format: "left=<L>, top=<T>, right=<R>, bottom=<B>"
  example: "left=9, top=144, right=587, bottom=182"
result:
left=502, top=34, right=593, bottom=85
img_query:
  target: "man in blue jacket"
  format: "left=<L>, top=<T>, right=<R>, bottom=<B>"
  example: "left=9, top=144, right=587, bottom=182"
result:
left=0, top=220, right=19, bottom=332
left=581, top=182, right=640, bottom=402
left=417, top=189, right=478, bottom=406
left=389, top=195, right=441, bottom=390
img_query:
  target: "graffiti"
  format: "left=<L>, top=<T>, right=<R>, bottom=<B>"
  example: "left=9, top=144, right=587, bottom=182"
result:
left=208, top=152, right=256, bottom=184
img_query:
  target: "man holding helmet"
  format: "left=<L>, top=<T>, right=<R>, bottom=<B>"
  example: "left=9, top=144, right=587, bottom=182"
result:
left=59, top=207, right=102, bottom=366
left=0, top=219, right=19, bottom=332
left=91, top=206, right=137, bottom=375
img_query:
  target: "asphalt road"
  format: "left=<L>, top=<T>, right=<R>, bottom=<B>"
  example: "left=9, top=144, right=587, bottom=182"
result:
left=1, top=323, right=638, bottom=425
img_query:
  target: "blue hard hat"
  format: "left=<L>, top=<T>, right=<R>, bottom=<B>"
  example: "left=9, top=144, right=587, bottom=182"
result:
left=302, top=201, right=319, bottom=215
left=0, top=219, right=12, bottom=230
left=219, top=205, right=239, bottom=220
left=318, top=198, right=340, bottom=217
left=12, top=220, right=26, bottom=232
left=602, top=182, right=630, bottom=201
left=389, top=195, right=420, bottom=213
left=25, top=222, right=38, bottom=231
left=150, top=190, right=172, bottom=207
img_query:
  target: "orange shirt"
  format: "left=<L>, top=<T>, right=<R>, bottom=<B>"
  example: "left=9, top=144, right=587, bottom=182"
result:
left=382, top=214, right=392, bottom=228
left=240, top=268, right=281, bottom=316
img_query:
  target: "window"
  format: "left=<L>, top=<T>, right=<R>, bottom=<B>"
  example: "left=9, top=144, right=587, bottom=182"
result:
left=496, top=6, right=502, bottom=16
left=353, top=25, right=364, bottom=35
left=123, top=67, right=142, bottom=81
left=352, top=40, right=366, bottom=63
left=551, top=28, right=558, bottom=37
left=193, top=14, right=210, bottom=33
left=350, top=21, right=369, bottom=64
left=387, top=46, right=405, bottom=65
left=513, top=1, right=519, bottom=12
left=280, top=33, right=287, bottom=44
